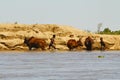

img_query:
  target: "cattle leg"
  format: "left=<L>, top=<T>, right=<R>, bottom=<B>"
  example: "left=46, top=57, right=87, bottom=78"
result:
left=29, top=46, right=32, bottom=50
left=68, top=48, right=71, bottom=51
left=86, top=45, right=92, bottom=51
left=41, top=47, right=45, bottom=50
left=69, top=47, right=73, bottom=51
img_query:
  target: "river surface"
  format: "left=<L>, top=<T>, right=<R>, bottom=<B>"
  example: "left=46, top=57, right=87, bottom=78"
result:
left=0, top=51, right=120, bottom=80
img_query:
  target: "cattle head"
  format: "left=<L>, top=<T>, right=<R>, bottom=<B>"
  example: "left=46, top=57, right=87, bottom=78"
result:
left=24, top=37, right=27, bottom=44
left=24, top=37, right=34, bottom=45
left=77, top=38, right=83, bottom=46
left=24, top=37, right=29, bottom=44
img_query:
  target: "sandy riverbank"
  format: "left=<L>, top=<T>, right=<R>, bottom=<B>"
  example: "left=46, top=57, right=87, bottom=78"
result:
left=0, top=23, right=120, bottom=51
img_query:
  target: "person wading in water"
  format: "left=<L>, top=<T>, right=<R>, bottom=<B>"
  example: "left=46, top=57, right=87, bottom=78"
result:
left=48, top=35, right=56, bottom=49
left=100, top=37, right=105, bottom=50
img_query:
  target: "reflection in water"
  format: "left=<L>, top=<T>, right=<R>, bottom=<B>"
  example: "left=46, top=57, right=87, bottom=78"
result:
left=0, top=51, right=120, bottom=80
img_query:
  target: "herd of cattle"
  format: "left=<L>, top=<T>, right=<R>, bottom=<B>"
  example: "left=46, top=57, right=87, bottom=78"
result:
left=24, top=36, right=104, bottom=51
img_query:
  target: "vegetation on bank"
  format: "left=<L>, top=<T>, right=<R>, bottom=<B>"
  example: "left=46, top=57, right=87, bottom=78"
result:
left=98, top=27, right=120, bottom=35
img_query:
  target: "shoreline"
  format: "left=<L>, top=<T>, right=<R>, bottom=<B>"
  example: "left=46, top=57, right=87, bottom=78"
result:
left=0, top=48, right=120, bottom=53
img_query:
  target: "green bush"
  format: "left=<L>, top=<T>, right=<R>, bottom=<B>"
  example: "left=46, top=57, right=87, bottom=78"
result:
left=99, top=27, right=120, bottom=35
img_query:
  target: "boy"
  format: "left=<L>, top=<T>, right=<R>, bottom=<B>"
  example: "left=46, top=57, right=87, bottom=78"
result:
left=48, top=35, right=56, bottom=49
left=100, top=37, right=105, bottom=50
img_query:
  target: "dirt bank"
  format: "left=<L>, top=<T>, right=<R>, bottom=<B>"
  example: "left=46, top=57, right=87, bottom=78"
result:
left=0, top=23, right=119, bottom=51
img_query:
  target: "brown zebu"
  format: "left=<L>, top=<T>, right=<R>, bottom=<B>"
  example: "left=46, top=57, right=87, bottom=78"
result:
left=84, top=36, right=94, bottom=51
left=67, top=39, right=83, bottom=50
left=24, top=37, right=47, bottom=50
